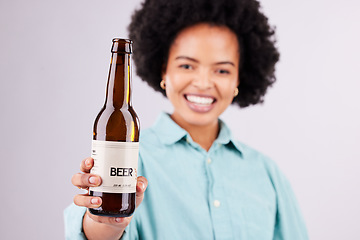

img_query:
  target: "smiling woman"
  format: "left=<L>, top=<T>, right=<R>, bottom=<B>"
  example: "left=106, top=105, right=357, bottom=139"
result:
left=64, top=0, right=309, bottom=239
left=163, top=23, right=240, bottom=150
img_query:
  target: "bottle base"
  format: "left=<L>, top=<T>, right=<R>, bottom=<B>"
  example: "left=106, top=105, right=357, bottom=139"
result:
left=89, top=208, right=135, bottom=218
left=88, top=191, right=136, bottom=217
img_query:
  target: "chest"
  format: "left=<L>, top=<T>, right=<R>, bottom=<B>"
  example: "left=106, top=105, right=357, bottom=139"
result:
left=136, top=145, right=277, bottom=240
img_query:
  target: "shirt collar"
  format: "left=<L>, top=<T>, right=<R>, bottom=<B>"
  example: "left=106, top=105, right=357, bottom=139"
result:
left=151, top=112, right=243, bottom=155
left=216, top=119, right=244, bottom=156
left=151, top=112, right=188, bottom=145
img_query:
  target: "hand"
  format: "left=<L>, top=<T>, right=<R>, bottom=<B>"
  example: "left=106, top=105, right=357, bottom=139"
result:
left=71, top=157, right=148, bottom=239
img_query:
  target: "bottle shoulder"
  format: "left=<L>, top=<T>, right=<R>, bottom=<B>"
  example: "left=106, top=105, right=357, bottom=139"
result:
left=95, top=107, right=138, bottom=122
left=93, top=107, right=140, bottom=142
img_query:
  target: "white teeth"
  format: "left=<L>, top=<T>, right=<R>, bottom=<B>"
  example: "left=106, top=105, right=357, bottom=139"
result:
left=186, top=95, right=214, bottom=105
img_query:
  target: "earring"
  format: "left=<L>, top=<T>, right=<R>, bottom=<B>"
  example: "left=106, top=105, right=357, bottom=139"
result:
left=233, top=87, right=239, bottom=97
left=160, top=79, right=166, bottom=90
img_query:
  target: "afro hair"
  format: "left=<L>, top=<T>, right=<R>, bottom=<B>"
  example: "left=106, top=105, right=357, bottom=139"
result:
left=128, top=0, right=280, bottom=107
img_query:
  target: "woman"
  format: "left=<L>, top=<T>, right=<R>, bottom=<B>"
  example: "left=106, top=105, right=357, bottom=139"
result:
left=65, top=0, right=308, bottom=239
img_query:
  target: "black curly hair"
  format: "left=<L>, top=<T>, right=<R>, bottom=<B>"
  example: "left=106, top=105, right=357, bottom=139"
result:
left=128, top=0, right=279, bottom=108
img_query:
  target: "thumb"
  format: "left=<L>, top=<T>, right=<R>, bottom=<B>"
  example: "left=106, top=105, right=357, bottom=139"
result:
left=135, top=176, right=148, bottom=208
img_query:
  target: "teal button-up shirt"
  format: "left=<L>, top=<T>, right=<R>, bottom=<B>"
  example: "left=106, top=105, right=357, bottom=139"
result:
left=64, top=112, right=308, bottom=240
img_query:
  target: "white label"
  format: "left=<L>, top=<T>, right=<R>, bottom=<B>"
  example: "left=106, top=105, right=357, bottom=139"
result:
left=90, top=140, right=139, bottom=193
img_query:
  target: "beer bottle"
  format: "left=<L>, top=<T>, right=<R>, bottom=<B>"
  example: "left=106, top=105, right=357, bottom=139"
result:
left=89, top=38, right=139, bottom=217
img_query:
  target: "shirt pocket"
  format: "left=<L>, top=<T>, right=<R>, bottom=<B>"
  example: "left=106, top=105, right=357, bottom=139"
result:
left=240, top=194, right=276, bottom=239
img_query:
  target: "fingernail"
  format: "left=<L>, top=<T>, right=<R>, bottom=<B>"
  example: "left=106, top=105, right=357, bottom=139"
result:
left=138, top=181, right=145, bottom=190
left=89, top=177, right=97, bottom=184
left=85, top=159, right=91, bottom=167
left=115, top=218, right=122, bottom=223
left=91, top=198, right=99, bottom=205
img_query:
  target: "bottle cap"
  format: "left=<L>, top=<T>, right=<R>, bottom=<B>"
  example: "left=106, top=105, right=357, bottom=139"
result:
left=112, top=38, right=132, bottom=54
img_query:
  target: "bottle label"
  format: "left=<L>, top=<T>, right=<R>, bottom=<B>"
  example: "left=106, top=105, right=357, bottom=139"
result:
left=90, top=140, right=139, bottom=193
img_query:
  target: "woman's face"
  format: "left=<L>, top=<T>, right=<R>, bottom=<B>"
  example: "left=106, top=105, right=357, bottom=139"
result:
left=163, top=23, right=240, bottom=129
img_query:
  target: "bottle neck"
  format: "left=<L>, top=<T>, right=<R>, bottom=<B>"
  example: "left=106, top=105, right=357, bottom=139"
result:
left=104, top=52, right=132, bottom=109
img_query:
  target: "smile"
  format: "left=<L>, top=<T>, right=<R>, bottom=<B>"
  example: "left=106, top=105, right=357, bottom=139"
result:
left=184, top=94, right=216, bottom=113
left=184, top=94, right=216, bottom=105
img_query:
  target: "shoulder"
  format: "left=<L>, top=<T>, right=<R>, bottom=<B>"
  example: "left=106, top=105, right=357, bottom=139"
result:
left=137, top=127, right=172, bottom=167
left=232, top=139, right=287, bottom=181
left=139, top=127, right=162, bottom=149
left=232, top=140, right=274, bottom=165
left=233, top=140, right=297, bottom=199
left=219, top=119, right=278, bottom=170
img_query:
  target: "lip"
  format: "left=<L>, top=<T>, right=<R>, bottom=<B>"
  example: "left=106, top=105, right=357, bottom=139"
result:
left=184, top=93, right=216, bottom=113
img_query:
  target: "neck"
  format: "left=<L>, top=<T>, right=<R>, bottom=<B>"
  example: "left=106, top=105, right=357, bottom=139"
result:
left=105, top=53, right=132, bottom=109
left=171, top=115, right=219, bottom=151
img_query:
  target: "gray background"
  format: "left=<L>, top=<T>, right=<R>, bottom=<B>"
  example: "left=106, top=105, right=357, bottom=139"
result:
left=1, top=0, right=359, bottom=239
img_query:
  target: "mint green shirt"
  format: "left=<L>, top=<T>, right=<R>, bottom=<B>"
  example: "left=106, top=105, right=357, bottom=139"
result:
left=64, top=112, right=308, bottom=240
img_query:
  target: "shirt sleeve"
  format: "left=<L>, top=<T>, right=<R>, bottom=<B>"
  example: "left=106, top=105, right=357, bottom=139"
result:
left=267, top=160, right=309, bottom=240
left=118, top=224, right=136, bottom=240
left=63, top=203, right=140, bottom=240
left=64, top=203, right=87, bottom=240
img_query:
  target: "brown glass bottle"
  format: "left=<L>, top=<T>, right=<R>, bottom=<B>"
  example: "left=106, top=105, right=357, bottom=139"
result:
left=89, top=39, right=139, bottom=217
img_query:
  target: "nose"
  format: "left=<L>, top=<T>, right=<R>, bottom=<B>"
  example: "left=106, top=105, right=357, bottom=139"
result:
left=192, top=69, right=213, bottom=90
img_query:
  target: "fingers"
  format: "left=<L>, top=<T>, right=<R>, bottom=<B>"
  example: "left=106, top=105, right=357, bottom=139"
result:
left=80, top=157, right=94, bottom=173
left=135, top=176, right=148, bottom=208
left=71, top=173, right=102, bottom=189
left=85, top=210, right=132, bottom=229
left=74, top=194, right=102, bottom=208
left=79, top=176, right=148, bottom=232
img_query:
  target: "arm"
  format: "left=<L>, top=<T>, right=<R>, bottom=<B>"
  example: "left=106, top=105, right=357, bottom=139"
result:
left=268, top=162, right=309, bottom=240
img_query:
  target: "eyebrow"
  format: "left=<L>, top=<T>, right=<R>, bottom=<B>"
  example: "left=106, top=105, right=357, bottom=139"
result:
left=215, top=61, right=235, bottom=67
left=175, top=56, right=199, bottom=63
left=175, top=56, right=235, bottom=67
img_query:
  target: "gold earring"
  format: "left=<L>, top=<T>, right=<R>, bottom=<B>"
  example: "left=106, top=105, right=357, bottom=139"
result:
left=233, top=88, right=239, bottom=97
left=160, top=79, right=166, bottom=90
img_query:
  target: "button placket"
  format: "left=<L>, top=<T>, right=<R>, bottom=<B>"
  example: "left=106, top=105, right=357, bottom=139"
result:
left=207, top=150, right=234, bottom=239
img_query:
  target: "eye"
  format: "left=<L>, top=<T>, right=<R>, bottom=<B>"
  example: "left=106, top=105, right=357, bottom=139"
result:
left=216, top=69, right=230, bottom=74
left=179, top=64, right=193, bottom=70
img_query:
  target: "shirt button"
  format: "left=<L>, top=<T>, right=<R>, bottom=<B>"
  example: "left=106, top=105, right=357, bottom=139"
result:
left=207, top=158, right=212, bottom=164
left=213, top=200, right=221, bottom=208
